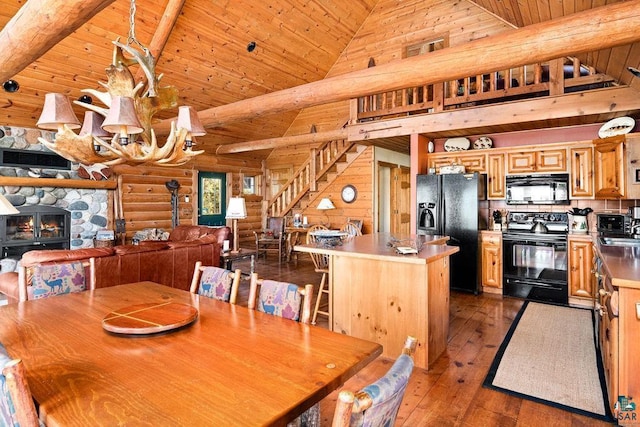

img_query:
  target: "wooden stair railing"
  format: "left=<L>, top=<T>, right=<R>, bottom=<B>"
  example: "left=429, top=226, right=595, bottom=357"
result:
left=356, top=56, right=614, bottom=122
left=267, top=139, right=356, bottom=218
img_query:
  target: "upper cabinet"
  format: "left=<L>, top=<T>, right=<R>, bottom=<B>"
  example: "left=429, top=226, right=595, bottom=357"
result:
left=570, top=145, right=594, bottom=198
left=594, top=135, right=625, bottom=199
left=625, top=133, right=640, bottom=200
left=424, top=134, right=640, bottom=202
left=506, top=148, right=567, bottom=174
left=487, top=154, right=505, bottom=199
left=428, top=153, right=486, bottom=173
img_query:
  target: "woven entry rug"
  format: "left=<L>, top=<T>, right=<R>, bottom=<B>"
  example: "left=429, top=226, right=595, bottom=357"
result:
left=484, top=301, right=612, bottom=421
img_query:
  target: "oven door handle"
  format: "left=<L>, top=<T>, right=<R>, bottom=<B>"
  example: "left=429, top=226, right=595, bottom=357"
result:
left=502, top=235, right=566, bottom=244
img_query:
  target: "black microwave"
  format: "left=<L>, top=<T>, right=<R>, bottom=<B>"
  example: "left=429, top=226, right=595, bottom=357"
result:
left=596, top=213, right=630, bottom=236
left=505, top=174, right=570, bottom=205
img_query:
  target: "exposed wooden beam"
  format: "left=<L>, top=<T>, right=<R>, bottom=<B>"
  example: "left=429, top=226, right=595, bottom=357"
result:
left=134, top=0, right=186, bottom=82
left=348, top=86, right=640, bottom=141
left=216, top=129, right=348, bottom=154
left=154, top=0, right=640, bottom=134
left=0, top=0, right=115, bottom=82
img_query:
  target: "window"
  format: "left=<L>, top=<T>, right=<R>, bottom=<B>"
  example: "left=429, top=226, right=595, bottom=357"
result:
left=405, top=36, right=447, bottom=58
left=243, top=176, right=256, bottom=195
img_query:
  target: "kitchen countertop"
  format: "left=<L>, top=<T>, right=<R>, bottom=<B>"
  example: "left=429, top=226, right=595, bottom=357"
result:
left=595, top=240, right=640, bottom=290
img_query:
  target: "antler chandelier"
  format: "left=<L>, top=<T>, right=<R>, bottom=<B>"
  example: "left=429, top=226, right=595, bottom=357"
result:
left=35, top=0, right=204, bottom=167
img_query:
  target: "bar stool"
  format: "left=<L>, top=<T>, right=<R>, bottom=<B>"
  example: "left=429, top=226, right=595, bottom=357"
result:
left=306, top=224, right=330, bottom=325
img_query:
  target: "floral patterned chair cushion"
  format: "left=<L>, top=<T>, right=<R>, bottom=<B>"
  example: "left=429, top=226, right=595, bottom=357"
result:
left=257, top=280, right=302, bottom=321
left=198, top=267, right=234, bottom=302
left=350, top=353, right=414, bottom=426
left=29, top=261, right=87, bottom=300
left=0, top=343, right=18, bottom=427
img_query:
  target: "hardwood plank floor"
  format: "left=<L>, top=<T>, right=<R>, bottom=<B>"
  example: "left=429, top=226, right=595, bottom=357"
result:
left=231, top=252, right=614, bottom=426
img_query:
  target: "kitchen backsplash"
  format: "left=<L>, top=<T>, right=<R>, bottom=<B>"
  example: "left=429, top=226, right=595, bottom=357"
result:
left=480, top=199, right=638, bottom=233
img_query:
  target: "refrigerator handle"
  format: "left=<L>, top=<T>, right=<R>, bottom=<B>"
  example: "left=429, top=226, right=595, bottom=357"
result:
left=439, top=191, right=446, bottom=235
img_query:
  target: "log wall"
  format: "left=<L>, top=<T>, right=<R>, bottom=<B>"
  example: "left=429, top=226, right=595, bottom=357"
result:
left=113, top=165, right=195, bottom=242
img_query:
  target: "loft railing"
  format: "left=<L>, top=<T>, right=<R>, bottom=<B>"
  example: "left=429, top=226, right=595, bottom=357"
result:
left=355, top=56, right=614, bottom=122
left=267, top=139, right=353, bottom=218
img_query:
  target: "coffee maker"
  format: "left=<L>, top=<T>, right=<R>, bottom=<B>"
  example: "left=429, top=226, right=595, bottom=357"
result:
left=630, top=207, right=640, bottom=238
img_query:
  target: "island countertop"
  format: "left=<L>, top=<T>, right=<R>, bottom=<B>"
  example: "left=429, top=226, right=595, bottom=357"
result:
left=294, top=232, right=458, bottom=369
left=294, top=232, right=458, bottom=263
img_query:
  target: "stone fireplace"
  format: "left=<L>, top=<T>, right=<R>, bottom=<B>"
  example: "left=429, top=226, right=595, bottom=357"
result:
left=0, top=126, right=110, bottom=272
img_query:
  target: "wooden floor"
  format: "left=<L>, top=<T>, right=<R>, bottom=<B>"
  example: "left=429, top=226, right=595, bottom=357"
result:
left=232, top=252, right=615, bottom=426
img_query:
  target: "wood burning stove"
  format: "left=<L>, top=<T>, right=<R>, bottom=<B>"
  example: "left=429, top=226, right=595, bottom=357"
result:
left=1, top=206, right=70, bottom=259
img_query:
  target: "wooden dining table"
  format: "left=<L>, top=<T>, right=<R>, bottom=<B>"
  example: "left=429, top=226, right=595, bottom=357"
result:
left=0, top=281, right=382, bottom=426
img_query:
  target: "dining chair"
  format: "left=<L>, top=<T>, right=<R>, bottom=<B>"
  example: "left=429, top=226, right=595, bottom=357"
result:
left=346, top=218, right=363, bottom=232
left=247, top=273, right=313, bottom=324
left=340, top=222, right=363, bottom=241
left=305, top=225, right=331, bottom=325
left=332, top=336, right=418, bottom=427
left=189, top=261, right=241, bottom=304
left=0, top=343, right=39, bottom=427
left=254, top=217, right=287, bottom=264
left=247, top=274, right=317, bottom=426
left=18, top=258, right=96, bottom=302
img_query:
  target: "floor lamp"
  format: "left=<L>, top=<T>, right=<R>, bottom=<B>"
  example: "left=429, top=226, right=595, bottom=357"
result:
left=226, top=197, right=247, bottom=253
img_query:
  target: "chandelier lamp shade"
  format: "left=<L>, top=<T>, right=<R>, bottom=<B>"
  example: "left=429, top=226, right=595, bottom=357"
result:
left=34, top=0, right=205, bottom=167
left=176, top=106, right=206, bottom=150
left=0, top=193, right=19, bottom=215
left=36, top=93, right=81, bottom=132
left=101, top=96, right=144, bottom=146
left=225, top=197, right=247, bottom=253
left=79, top=112, right=111, bottom=138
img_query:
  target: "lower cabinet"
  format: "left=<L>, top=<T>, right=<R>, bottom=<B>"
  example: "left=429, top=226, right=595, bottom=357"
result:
left=480, top=231, right=502, bottom=293
left=599, top=285, right=640, bottom=424
left=568, top=235, right=595, bottom=305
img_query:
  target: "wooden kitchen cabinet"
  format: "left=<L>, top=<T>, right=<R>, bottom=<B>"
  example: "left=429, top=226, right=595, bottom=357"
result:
left=569, top=146, right=594, bottom=198
left=487, top=153, right=505, bottom=199
left=428, top=152, right=486, bottom=173
left=568, top=235, right=594, bottom=305
left=506, top=148, right=567, bottom=173
left=481, top=231, right=502, bottom=293
left=594, top=135, right=625, bottom=199
left=600, top=296, right=619, bottom=416
left=595, top=251, right=640, bottom=422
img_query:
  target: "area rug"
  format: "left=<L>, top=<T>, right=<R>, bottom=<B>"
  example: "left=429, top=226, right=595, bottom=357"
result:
left=483, top=301, right=612, bottom=421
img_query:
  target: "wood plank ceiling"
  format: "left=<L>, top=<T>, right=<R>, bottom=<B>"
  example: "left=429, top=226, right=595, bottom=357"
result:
left=0, top=0, right=639, bottom=160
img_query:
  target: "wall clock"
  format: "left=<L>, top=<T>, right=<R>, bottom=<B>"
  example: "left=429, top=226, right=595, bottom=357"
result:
left=341, top=184, right=357, bottom=203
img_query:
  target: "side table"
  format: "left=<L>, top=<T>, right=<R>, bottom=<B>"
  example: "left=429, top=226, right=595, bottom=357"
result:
left=220, top=249, right=258, bottom=276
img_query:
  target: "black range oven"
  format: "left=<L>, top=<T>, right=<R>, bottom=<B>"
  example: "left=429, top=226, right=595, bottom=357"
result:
left=502, top=212, right=569, bottom=305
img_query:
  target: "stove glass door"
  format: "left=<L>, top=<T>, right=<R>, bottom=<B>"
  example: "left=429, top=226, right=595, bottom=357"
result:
left=504, top=237, right=567, bottom=283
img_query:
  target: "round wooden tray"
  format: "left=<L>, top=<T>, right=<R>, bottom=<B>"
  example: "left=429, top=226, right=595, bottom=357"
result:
left=102, top=302, right=198, bottom=335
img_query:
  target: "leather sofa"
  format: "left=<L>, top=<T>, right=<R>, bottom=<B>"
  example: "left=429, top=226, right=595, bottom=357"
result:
left=0, top=225, right=231, bottom=303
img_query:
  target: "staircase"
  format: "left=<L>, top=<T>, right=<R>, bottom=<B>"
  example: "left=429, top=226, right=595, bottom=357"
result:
left=267, top=138, right=365, bottom=218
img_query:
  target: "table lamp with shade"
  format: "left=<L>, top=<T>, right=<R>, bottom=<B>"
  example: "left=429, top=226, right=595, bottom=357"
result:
left=225, top=197, right=247, bottom=253
left=316, top=197, right=335, bottom=227
left=0, top=194, right=19, bottom=215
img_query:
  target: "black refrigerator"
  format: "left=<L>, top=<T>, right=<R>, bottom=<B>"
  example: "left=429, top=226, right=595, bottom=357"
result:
left=416, top=173, right=486, bottom=294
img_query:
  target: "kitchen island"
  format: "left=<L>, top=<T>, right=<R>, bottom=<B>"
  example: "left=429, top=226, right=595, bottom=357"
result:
left=295, top=233, right=458, bottom=369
